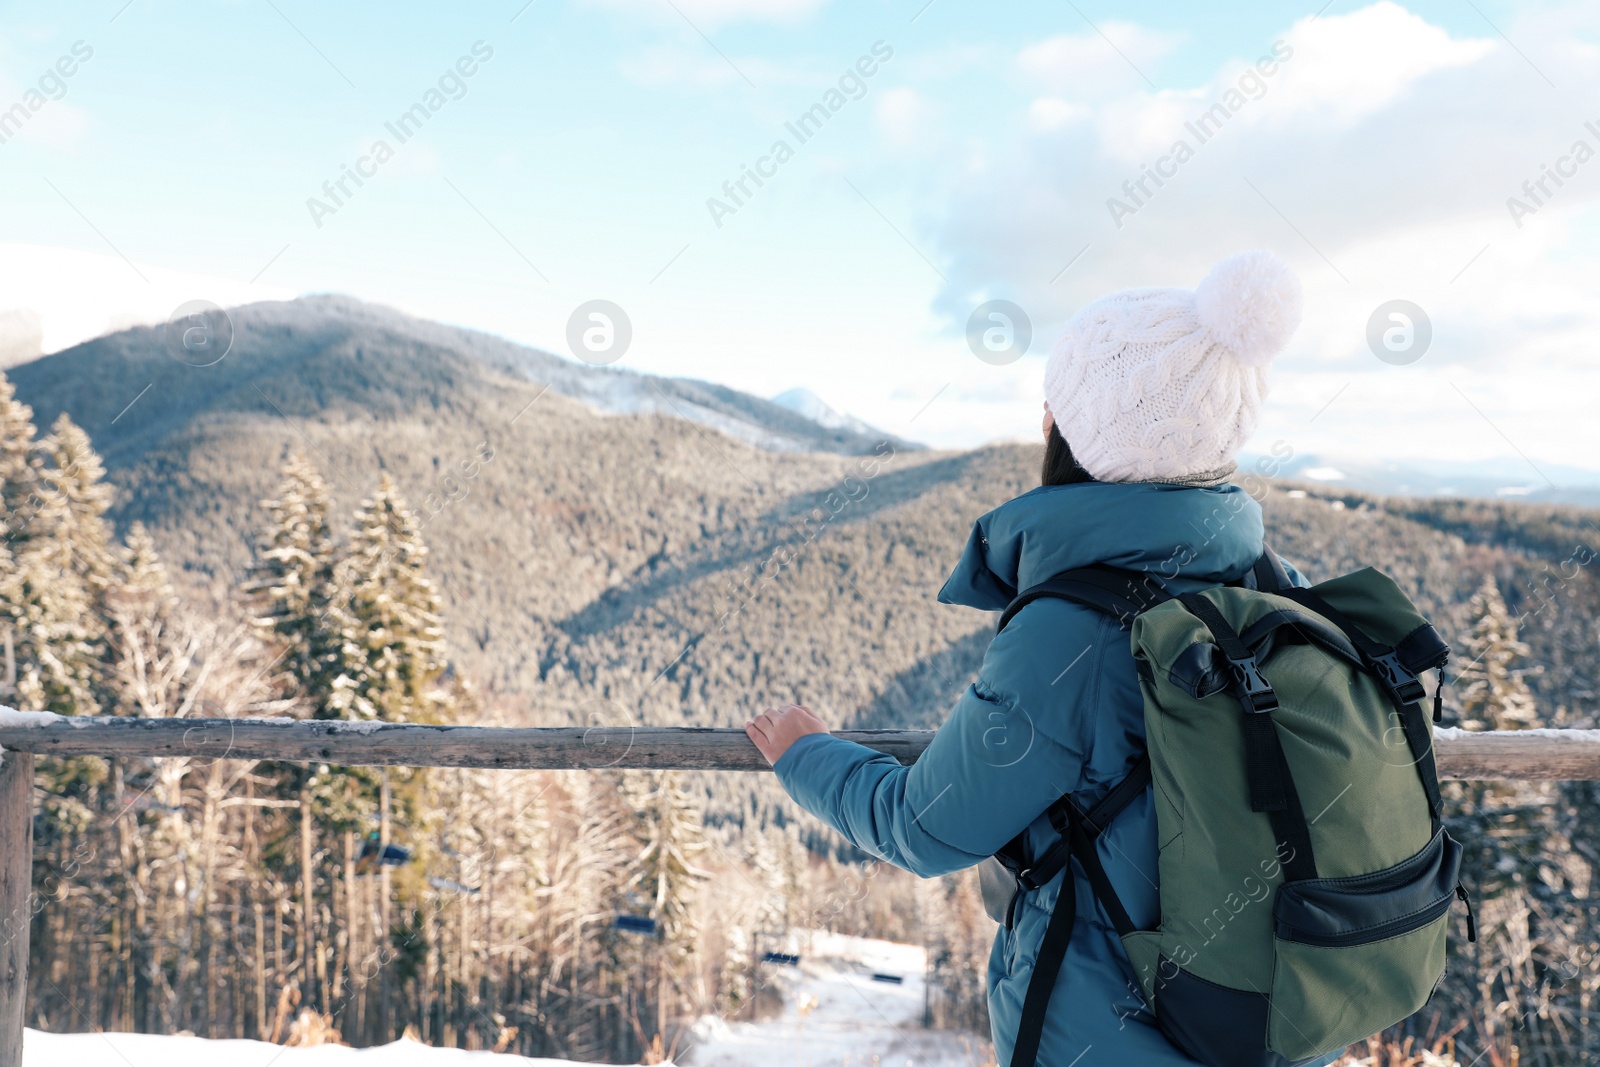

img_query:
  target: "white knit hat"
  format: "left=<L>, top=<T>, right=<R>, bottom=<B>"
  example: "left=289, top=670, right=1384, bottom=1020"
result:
left=1044, top=251, right=1302, bottom=485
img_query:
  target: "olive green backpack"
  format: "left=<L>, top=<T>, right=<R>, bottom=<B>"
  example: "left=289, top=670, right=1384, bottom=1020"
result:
left=985, top=548, right=1475, bottom=1067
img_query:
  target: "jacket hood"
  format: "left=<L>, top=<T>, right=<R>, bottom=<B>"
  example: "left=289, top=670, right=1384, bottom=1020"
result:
left=937, top=481, right=1266, bottom=612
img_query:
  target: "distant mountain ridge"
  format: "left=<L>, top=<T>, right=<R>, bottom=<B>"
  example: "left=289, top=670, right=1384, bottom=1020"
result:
left=1247, top=451, right=1600, bottom=509
left=6, top=295, right=919, bottom=467
left=267, top=296, right=919, bottom=456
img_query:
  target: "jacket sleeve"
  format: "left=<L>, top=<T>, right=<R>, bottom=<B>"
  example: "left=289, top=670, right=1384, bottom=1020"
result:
left=773, top=602, right=1105, bottom=878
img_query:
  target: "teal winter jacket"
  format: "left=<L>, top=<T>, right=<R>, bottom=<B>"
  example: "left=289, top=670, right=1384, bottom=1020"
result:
left=774, top=480, right=1339, bottom=1067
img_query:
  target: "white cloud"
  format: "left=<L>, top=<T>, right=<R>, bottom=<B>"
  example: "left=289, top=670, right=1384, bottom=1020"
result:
left=1263, top=2, right=1493, bottom=126
left=1027, top=97, right=1090, bottom=131
left=875, top=87, right=938, bottom=149
left=924, top=2, right=1600, bottom=466
left=0, top=243, right=296, bottom=356
left=1016, top=23, right=1182, bottom=99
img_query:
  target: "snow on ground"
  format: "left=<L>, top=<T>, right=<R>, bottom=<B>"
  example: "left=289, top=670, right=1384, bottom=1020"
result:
left=685, top=931, right=992, bottom=1067
left=23, top=1029, right=576, bottom=1065
left=23, top=932, right=992, bottom=1066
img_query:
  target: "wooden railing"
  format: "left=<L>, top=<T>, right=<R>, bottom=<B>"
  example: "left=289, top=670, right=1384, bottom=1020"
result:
left=0, top=717, right=1597, bottom=1062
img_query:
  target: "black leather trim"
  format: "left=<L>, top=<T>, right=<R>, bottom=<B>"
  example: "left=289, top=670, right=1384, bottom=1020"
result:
left=1396, top=623, right=1450, bottom=675
left=1167, top=641, right=1226, bottom=698
left=1274, top=830, right=1463, bottom=947
left=1154, top=959, right=1299, bottom=1067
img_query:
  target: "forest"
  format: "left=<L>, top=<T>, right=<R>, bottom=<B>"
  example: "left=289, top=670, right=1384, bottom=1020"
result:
left=0, top=323, right=1596, bottom=1063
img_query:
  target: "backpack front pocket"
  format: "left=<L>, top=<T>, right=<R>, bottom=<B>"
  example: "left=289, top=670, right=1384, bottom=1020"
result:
left=1266, top=830, right=1461, bottom=1060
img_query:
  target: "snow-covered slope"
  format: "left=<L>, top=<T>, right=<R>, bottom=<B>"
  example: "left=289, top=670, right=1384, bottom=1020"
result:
left=686, top=931, right=987, bottom=1066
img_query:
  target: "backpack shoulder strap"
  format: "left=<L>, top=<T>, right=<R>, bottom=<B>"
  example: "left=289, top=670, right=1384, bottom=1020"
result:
left=998, top=546, right=1292, bottom=634
left=1249, top=544, right=1293, bottom=592
left=997, top=564, right=1172, bottom=633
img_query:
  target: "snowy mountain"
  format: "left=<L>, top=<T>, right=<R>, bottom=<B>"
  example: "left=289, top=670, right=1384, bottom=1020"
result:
left=769, top=387, right=887, bottom=440
left=7, top=295, right=923, bottom=463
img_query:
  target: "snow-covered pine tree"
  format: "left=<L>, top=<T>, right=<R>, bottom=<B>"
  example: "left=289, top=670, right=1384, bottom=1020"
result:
left=309, top=474, right=449, bottom=1037
left=622, top=770, right=710, bottom=1037
left=625, top=772, right=709, bottom=946
left=746, top=825, right=790, bottom=940
left=0, top=414, right=119, bottom=842
left=104, top=522, right=197, bottom=718
left=40, top=413, right=117, bottom=604
left=0, top=374, right=39, bottom=707
left=327, top=473, right=447, bottom=725
left=1, top=413, right=115, bottom=717
left=0, top=374, right=41, bottom=537
left=244, top=451, right=343, bottom=717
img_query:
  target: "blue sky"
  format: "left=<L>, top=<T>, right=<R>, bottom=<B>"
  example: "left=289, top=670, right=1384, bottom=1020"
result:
left=2, top=0, right=1597, bottom=483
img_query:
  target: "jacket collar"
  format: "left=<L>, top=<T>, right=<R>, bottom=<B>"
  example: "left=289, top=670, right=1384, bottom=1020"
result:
left=937, top=481, right=1266, bottom=612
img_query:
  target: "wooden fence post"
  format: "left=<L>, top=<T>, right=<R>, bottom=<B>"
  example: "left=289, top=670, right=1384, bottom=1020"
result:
left=0, top=751, right=32, bottom=1067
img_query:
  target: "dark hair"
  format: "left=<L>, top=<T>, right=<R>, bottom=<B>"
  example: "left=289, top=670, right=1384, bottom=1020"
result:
left=1042, top=423, right=1095, bottom=487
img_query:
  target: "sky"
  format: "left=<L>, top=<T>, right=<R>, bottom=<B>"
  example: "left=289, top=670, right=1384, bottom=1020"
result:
left=1, top=0, right=1597, bottom=483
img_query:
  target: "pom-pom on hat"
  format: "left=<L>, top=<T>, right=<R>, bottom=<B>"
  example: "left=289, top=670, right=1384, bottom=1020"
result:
left=1043, top=250, right=1302, bottom=485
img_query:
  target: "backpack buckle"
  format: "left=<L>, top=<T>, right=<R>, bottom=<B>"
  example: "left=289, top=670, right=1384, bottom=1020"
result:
left=1226, top=655, right=1280, bottom=713
left=1369, top=651, right=1427, bottom=705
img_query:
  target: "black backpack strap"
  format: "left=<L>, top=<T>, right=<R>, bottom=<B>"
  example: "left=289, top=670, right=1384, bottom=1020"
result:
left=998, top=565, right=1172, bottom=632
left=1177, top=592, right=1317, bottom=884
left=1011, top=853, right=1076, bottom=1067
left=1250, top=545, right=1292, bottom=592
left=998, top=754, right=1153, bottom=892
left=1007, top=755, right=1150, bottom=1067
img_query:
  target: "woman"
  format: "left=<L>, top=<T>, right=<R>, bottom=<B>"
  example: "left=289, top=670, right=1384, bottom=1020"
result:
left=745, top=251, right=1339, bottom=1066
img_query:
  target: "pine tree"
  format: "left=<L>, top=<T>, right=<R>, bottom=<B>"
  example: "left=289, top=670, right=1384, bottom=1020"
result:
left=1, top=413, right=115, bottom=716
left=244, top=452, right=342, bottom=717
left=328, top=474, right=447, bottom=724
left=104, top=523, right=195, bottom=718
left=0, top=376, right=45, bottom=707
left=312, top=475, right=449, bottom=1041
left=622, top=770, right=709, bottom=1037
left=40, top=413, right=117, bottom=603
left=0, top=374, right=42, bottom=544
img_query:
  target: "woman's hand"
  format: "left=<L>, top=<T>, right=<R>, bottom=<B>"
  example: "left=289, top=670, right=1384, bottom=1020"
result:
left=745, top=704, right=831, bottom=766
